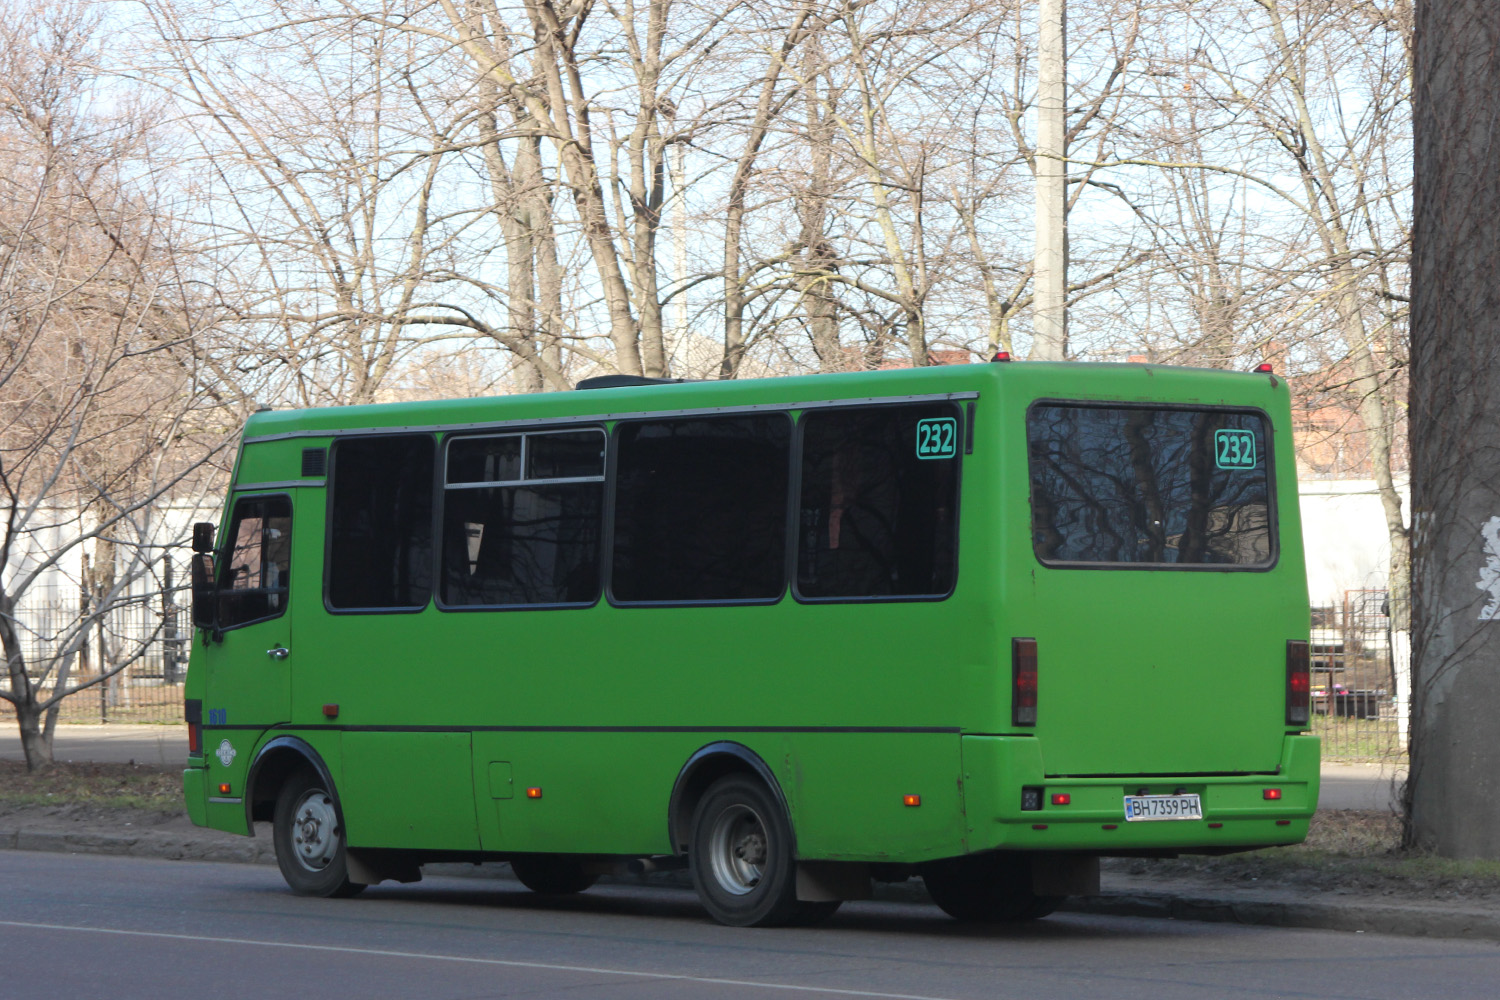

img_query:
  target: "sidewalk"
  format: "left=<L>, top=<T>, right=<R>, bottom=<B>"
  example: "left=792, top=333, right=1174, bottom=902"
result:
left=0, top=724, right=186, bottom=768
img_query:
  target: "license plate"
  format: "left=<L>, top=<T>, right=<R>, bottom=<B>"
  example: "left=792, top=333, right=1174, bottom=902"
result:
left=1122, top=793, right=1203, bottom=822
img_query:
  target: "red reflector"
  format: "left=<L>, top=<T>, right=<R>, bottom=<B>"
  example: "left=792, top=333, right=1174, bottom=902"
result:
left=1254, top=362, right=1274, bottom=373
left=1263, top=788, right=1282, bottom=800
left=187, top=722, right=201, bottom=755
left=1051, top=793, right=1071, bottom=806
left=903, top=794, right=921, bottom=807
left=322, top=703, right=340, bottom=719
left=526, top=787, right=543, bottom=799
left=1287, top=640, right=1311, bottom=726
left=992, top=351, right=1013, bottom=362
left=1276, top=819, right=1292, bottom=826
left=1012, top=638, right=1038, bottom=726
left=1102, top=824, right=1117, bottom=830
left=1032, top=824, right=1048, bottom=830
left=1208, top=822, right=1223, bottom=829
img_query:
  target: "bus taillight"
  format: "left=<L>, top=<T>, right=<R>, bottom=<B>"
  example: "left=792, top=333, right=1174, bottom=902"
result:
left=1286, top=640, right=1310, bottom=727
left=187, top=721, right=201, bottom=755
left=1013, top=638, right=1038, bottom=726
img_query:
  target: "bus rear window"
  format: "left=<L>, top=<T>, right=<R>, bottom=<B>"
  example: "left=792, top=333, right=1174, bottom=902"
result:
left=1027, top=404, right=1274, bottom=568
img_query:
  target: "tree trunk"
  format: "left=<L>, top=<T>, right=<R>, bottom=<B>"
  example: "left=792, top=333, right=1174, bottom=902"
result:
left=1407, top=0, right=1500, bottom=858
left=16, top=703, right=52, bottom=771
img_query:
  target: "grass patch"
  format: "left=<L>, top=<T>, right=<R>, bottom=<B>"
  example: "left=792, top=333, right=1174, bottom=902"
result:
left=1312, top=715, right=1407, bottom=764
left=1117, top=810, right=1500, bottom=901
left=0, top=760, right=180, bottom=812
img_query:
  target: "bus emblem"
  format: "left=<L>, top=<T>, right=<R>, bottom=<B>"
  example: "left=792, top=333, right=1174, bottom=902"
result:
left=215, top=739, right=237, bottom=767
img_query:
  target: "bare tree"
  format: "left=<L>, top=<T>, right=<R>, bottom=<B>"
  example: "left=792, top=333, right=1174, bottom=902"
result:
left=0, top=1, right=236, bottom=769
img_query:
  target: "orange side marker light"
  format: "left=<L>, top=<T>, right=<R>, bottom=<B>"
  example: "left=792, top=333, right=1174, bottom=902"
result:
left=903, top=794, right=921, bottom=807
left=526, top=787, right=543, bottom=799
left=218, top=783, right=231, bottom=795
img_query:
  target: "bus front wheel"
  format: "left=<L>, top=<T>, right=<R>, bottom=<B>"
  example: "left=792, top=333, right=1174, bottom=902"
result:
left=922, top=853, right=1060, bottom=922
left=271, top=770, right=365, bottom=898
left=689, top=776, right=839, bottom=927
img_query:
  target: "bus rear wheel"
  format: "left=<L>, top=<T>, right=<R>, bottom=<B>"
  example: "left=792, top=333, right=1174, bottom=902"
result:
left=922, top=853, right=1060, bottom=922
left=271, top=770, right=364, bottom=898
left=509, top=855, right=599, bottom=895
left=689, top=776, right=840, bottom=928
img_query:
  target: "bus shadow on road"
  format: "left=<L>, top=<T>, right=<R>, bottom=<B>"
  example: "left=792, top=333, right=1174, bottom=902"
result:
left=353, top=877, right=1188, bottom=943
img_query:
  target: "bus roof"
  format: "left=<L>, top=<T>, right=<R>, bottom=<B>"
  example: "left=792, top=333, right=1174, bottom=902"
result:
left=241, top=361, right=1286, bottom=442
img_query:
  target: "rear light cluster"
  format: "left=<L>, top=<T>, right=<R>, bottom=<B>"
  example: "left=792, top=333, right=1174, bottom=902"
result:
left=1286, top=640, right=1310, bottom=727
left=185, top=698, right=202, bottom=755
left=1012, top=638, right=1038, bottom=726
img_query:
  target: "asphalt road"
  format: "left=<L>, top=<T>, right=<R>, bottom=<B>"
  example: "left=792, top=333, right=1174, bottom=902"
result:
left=1, top=851, right=1495, bottom=1000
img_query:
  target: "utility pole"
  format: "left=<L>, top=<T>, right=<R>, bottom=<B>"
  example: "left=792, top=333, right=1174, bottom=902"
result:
left=1031, top=0, right=1067, bottom=361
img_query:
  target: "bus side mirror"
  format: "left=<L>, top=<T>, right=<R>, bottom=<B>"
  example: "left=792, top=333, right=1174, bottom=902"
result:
left=191, top=522, right=216, bottom=630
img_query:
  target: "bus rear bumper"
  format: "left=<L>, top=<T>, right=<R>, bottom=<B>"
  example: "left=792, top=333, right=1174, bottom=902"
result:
left=963, top=733, right=1320, bottom=854
left=183, top=765, right=208, bottom=827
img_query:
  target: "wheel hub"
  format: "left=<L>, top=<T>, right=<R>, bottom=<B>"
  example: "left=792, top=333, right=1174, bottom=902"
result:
left=708, top=804, right=767, bottom=895
left=291, top=790, right=339, bottom=872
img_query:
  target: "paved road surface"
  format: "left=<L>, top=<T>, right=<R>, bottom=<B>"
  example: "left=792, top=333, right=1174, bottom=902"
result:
left=0, top=851, right=1494, bottom=1000
left=0, top=725, right=1408, bottom=812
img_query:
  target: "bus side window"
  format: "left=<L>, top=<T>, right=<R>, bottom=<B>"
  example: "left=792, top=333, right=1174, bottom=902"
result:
left=216, top=494, right=293, bottom=629
left=611, top=414, right=790, bottom=603
left=440, top=429, right=605, bottom=607
left=326, top=435, right=435, bottom=610
left=795, top=404, right=959, bottom=600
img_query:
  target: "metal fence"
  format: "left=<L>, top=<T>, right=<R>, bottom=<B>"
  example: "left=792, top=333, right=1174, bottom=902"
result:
left=1311, top=589, right=1407, bottom=763
left=0, top=584, right=188, bottom=726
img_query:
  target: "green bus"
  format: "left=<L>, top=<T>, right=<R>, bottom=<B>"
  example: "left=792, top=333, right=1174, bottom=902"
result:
left=182, top=360, right=1318, bottom=927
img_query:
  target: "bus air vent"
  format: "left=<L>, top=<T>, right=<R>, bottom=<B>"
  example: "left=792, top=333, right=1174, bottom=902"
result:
left=575, top=375, right=691, bottom=390
left=301, top=448, right=328, bottom=477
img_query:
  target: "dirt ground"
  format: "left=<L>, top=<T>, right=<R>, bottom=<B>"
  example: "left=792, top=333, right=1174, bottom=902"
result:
left=5, top=762, right=1500, bottom=905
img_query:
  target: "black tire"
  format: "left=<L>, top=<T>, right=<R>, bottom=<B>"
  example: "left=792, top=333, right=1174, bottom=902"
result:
left=510, top=855, right=599, bottom=895
left=689, top=776, right=840, bottom=927
left=271, top=769, right=364, bottom=898
left=922, top=853, right=1061, bottom=922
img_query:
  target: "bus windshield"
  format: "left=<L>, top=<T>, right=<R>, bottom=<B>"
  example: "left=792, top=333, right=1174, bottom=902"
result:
left=1027, top=403, right=1274, bottom=568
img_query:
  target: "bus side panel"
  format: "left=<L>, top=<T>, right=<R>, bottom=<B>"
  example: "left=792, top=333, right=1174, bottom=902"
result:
left=341, top=731, right=481, bottom=851
left=472, top=731, right=675, bottom=855
left=776, top=733, right=966, bottom=863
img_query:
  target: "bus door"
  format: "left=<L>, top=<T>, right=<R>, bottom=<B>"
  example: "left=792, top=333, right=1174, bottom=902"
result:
left=200, top=492, right=295, bottom=748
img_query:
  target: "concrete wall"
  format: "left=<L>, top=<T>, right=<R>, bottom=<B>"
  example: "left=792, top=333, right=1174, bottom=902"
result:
left=1299, top=479, right=1407, bottom=608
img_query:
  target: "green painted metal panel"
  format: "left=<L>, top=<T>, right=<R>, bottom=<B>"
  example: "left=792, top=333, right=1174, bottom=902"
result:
left=341, top=732, right=480, bottom=850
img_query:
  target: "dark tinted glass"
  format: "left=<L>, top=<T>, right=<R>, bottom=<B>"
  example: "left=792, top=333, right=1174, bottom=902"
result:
left=1027, top=405, right=1273, bottom=566
left=611, top=415, right=790, bottom=602
left=327, top=436, right=434, bottom=608
left=447, top=436, right=521, bottom=484
left=528, top=430, right=605, bottom=479
left=441, top=484, right=603, bottom=606
left=217, top=494, right=292, bottom=628
left=796, top=404, right=960, bottom=599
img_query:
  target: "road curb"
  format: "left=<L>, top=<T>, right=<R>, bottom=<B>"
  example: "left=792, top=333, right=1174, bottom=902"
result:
left=4, top=827, right=1496, bottom=942
left=1062, top=890, right=1500, bottom=942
